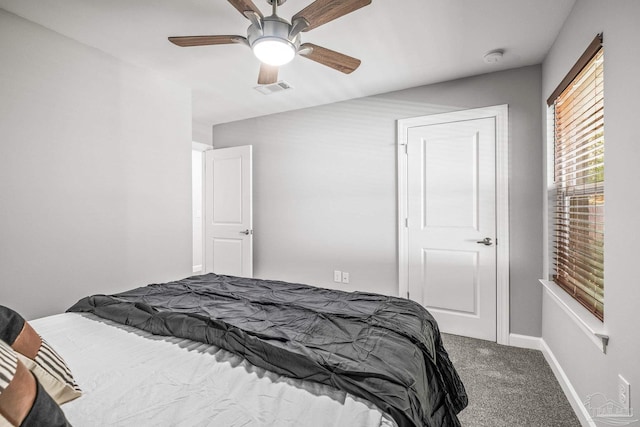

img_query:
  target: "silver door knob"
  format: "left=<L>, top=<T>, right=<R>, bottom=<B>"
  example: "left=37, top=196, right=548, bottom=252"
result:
left=240, top=229, right=251, bottom=235
left=476, top=237, right=493, bottom=246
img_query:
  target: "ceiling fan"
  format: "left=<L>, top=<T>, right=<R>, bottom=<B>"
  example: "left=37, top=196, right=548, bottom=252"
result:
left=169, top=0, right=371, bottom=85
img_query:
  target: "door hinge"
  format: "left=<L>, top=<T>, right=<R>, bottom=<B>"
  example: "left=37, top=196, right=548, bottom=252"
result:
left=407, top=291, right=410, bottom=299
left=405, top=218, right=408, bottom=228
left=404, top=144, right=408, bottom=154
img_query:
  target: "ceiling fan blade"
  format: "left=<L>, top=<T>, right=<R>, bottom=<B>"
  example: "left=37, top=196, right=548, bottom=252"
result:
left=292, top=0, right=371, bottom=32
left=258, top=63, right=279, bottom=85
left=169, top=35, right=247, bottom=47
left=228, top=0, right=264, bottom=20
left=299, top=43, right=361, bottom=74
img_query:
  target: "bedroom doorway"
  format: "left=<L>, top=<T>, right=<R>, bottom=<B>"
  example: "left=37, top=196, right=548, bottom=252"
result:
left=204, top=145, right=253, bottom=277
left=192, top=141, right=211, bottom=274
left=398, top=106, right=509, bottom=344
left=192, top=149, right=204, bottom=274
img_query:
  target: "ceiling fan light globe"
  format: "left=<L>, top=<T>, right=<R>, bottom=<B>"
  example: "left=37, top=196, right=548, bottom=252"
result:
left=253, top=38, right=295, bottom=66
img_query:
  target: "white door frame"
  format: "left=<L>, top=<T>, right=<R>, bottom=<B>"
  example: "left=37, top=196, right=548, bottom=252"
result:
left=397, top=105, right=510, bottom=345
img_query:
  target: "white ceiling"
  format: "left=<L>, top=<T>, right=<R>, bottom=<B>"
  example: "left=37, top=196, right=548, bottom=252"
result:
left=0, top=0, right=575, bottom=127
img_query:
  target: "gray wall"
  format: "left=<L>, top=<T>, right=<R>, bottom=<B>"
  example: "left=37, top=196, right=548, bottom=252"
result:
left=541, top=0, right=640, bottom=412
left=213, top=65, right=543, bottom=337
left=0, top=10, right=193, bottom=319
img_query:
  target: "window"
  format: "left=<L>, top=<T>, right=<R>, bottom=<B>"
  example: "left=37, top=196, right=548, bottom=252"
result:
left=547, top=34, right=604, bottom=321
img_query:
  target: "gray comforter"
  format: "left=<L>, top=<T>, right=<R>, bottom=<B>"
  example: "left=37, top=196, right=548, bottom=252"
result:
left=68, top=273, right=467, bottom=427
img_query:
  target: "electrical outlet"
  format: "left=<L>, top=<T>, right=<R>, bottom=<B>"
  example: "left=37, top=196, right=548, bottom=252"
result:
left=618, top=374, right=631, bottom=412
left=342, top=272, right=350, bottom=284
left=333, top=270, right=342, bottom=282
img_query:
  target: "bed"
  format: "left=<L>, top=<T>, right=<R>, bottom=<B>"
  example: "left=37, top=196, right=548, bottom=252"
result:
left=8, top=273, right=468, bottom=426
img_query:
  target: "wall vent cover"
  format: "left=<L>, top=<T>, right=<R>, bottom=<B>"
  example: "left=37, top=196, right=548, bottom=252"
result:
left=254, top=80, right=293, bottom=95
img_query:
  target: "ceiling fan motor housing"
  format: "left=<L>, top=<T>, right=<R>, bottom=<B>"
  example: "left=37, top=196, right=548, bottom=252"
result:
left=247, top=16, right=300, bottom=53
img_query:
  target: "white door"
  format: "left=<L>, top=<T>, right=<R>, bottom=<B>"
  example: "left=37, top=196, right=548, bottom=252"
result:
left=406, top=116, right=497, bottom=341
left=205, top=146, right=253, bottom=277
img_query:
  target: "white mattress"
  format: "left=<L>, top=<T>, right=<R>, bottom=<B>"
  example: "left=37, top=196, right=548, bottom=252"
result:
left=31, top=313, right=396, bottom=427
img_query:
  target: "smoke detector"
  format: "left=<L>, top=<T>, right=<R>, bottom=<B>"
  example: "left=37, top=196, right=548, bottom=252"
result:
left=483, top=49, right=504, bottom=64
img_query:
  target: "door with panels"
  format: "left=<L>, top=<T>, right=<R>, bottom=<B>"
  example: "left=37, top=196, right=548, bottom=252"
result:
left=205, top=145, right=253, bottom=277
left=399, top=106, right=509, bottom=342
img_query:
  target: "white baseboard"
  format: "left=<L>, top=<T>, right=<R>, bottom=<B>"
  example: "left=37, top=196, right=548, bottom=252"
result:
left=508, top=333, right=542, bottom=350
left=192, top=265, right=203, bottom=274
left=508, top=333, right=594, bottom=426
left=540, top=340, right=596, bottom=427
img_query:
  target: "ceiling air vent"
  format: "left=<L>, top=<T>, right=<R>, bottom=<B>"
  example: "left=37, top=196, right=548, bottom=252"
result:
left=254, top=80, right=293, bottom=95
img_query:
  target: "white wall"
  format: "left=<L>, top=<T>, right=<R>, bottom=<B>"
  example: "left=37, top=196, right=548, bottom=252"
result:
left=213, top=65, right=544, bottom=337
left=0, top=10, right=193, bottom=320
left=192, top=121, right=213, bottom=147
left=541, top=0, right=640, bottom=417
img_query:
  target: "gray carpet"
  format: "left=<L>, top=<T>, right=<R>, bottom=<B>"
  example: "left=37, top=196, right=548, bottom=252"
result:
left=442, top=334, right=580, bottom=427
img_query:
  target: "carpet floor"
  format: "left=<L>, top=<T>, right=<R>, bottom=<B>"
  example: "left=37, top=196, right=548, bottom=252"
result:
left=442, top=334, right=581, bottom=427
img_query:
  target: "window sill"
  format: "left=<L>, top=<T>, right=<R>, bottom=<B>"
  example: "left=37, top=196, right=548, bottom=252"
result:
left=539, top=279, right=608, bottom=353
